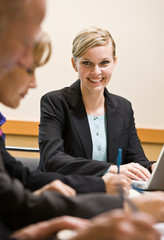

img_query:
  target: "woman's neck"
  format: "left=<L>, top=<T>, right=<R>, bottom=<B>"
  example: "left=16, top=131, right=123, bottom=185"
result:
left=81, top=89, right=105, bottom=116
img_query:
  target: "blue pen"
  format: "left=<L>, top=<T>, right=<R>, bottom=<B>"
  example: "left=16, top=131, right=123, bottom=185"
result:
left=117, top=148, right=122, bottom=174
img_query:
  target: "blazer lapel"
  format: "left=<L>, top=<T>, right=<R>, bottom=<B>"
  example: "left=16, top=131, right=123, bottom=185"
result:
left=105, top=90, right=125, bottom=164
left=68, top=80, right=92, bottom=159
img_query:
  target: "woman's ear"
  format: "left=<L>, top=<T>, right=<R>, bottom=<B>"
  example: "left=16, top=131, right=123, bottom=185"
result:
left=71, top=57, right=78, bottom=72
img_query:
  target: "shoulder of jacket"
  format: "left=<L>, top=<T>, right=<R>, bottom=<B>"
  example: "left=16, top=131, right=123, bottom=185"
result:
left=105, top=89, right=131, bottom=105
left=41, top=87, right=70, bottom=101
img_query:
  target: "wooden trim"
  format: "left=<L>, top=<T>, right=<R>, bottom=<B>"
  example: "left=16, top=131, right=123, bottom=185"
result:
left=1, top=120, right=164, bottom=143
left=137, top=128, right=164, bottom=144
left=1, top=120, right=39, bottom=136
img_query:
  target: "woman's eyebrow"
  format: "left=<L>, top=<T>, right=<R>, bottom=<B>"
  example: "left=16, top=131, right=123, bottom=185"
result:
left=81, top=58, right=90, bottom=60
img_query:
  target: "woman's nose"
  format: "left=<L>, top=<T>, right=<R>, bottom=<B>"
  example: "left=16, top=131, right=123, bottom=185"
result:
left=91, top=65, right=101, bottom=75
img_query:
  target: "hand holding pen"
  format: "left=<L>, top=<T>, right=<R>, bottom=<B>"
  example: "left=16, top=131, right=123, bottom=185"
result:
left=111, top=148, right=150, bottom=181
left=116, top=148, right=144, bottom=193
left=103, top=148, right=131, bottom=194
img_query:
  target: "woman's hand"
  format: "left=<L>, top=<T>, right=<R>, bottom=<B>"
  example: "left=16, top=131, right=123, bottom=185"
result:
left=102, top=173, right=131, bottom=195
left=110, top=163, right=151, bottom=181
left=33, top=180, right=76, bottom=197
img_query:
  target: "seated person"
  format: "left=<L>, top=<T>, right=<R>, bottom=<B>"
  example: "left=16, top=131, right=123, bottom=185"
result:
left=38, top=26, right=155, bottom=180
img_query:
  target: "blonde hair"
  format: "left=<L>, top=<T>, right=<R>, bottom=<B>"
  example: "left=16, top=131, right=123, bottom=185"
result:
left=72, top=26, right=116, bottom=61
left=33, top=30, right=52, bottom=68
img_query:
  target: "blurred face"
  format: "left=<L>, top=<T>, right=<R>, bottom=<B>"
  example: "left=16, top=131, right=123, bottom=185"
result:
left=72, top=42, right=117, bottom=96
left=0, top=67, right=36, bottom=108
left=0, top=0, right=46, bottom=80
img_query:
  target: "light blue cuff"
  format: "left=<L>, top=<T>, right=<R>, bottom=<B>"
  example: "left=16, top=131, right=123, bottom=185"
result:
left=102, top=166, right=110, bottom=175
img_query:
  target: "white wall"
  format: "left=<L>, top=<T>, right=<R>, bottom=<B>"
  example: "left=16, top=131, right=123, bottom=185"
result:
left=1, top=0, right=164, bottom=129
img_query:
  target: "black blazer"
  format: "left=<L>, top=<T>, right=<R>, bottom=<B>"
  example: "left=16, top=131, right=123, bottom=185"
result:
left=38, top=80, right=151, bottom=175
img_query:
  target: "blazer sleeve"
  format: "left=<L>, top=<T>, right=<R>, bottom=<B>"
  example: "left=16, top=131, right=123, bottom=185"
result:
left=0, top=170, right=123, bottom=231
left=0, top=137, right=105, bottom=193
left=119, top=101, right=154, bottom=169
left=38, top=93, right=110, bottom=176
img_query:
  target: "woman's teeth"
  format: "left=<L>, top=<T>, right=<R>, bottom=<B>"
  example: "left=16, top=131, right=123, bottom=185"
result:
left=89, top=78, right=103, bottom=82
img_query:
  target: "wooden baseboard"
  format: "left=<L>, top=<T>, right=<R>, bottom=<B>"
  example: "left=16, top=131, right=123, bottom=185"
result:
left=137, top=128, right=164, bottom=144
left=1, top=120, right=164, bottom=144
left=2, top=120, right=39, bottom=136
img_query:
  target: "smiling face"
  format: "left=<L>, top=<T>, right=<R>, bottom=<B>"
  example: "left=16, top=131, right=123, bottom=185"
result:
left=0, top=67, right=36, bottom=108
left=72, top=42, right=117, bottom=96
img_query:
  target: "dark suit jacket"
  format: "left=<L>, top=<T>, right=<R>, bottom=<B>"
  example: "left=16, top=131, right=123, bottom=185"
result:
left=38, top=79, right=151, bottom=175
left=0, top=136, right=105, bottom=194
left=0, top=153, right=123, bottom=233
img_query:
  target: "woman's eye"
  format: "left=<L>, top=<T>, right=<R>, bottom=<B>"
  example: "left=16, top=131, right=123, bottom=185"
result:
left=26, top=68, right=34, bottom=75
left=82, top=61, right=91, bottom=66
left=101, top=60, right=109, bottom=65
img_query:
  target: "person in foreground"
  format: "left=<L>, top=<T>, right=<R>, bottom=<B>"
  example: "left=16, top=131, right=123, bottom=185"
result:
left=12, top=210, right=160, bottom=240
left=38, top=26, right=156, bottom=180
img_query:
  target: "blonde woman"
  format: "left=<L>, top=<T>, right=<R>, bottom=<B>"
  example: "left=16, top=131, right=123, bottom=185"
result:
left=39, top=27, right=155, bottom=180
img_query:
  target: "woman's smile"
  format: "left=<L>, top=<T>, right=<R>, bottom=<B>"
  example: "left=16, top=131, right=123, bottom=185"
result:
left=88, top=77, right=104, bottom=83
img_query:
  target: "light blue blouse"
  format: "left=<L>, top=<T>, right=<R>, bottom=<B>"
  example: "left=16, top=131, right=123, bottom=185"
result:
left=87, top=113, right=107, bottom=162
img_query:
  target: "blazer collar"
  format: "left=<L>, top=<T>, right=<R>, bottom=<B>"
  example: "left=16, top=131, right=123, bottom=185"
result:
left=68, top=80, right=124, bottom=162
